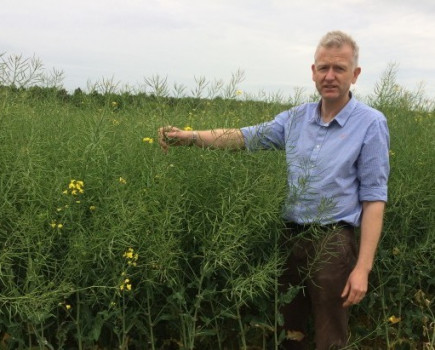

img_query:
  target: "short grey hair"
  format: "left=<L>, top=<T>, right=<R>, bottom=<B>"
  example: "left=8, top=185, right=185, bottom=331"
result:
left=315, top=31, right=359, bottom=67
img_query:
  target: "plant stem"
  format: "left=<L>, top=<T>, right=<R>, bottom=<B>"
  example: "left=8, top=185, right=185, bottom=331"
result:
left=145, top=286, right=156, bottom=350
left=377, top=267, right=390, bottom=349
left=76, top=292, right=83, bottom=350
left=274, top=227, right=280, bottom=350
left=236, top=302, right=247, bottom=350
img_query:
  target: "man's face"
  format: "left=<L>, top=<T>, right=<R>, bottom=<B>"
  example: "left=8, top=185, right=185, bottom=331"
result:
left=311, top=44, right=361, bottom=103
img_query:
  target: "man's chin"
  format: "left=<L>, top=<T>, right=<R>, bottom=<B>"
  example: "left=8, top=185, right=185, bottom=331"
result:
left=321, top=92, right=340, bottom=100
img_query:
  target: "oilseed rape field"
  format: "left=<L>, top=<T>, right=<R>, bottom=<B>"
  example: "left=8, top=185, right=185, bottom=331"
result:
left=0, top=57, right=434, bottom=349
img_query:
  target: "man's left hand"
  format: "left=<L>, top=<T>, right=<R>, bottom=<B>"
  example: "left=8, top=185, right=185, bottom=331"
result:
left=341, top=266, right=369, bottom=307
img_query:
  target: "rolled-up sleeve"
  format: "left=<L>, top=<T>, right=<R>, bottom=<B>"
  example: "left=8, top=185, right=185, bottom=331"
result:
left=358, top=117, right=390, bottom=202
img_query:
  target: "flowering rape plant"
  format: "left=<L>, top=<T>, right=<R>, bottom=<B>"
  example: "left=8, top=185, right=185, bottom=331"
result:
left=142, top=137, right=154, bottom=144
left=119, top=278, right=132, bottom=291
left=123, top=247, right=138, bottom=267
left=388, top=315, right=401, bottom=324
left=119, top=177, right=127, bottom=184
left=50, top=220, right=63, bottom=229
left=63, top=179, right=84, bottom=196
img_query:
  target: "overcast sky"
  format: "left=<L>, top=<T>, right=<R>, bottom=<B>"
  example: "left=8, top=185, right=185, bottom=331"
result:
left=2, top=0, right=435, bottom=99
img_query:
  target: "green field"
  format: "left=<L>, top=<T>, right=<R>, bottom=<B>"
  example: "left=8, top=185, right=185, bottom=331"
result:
left=0, top=58, right=434, bottom=349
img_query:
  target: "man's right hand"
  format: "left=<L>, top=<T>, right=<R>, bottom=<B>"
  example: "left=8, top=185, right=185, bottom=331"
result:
left=158, top=126, right=195, bottom=152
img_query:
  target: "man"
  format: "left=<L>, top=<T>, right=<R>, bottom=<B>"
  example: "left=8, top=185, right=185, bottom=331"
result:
left=158, top=31, right=390, bottom=349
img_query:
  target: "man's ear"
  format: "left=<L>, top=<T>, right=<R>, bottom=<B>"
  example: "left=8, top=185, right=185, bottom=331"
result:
left=352, top=67, right=362, bottom=84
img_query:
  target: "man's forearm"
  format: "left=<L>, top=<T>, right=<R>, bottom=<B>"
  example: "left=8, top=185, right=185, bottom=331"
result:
left=159, top=126, right=245, bottom=151
left=356, top=201, right=385, bottom=272
left=341, top=200, right=386, bottom=306
left=193, top=129, right=245, bottom=149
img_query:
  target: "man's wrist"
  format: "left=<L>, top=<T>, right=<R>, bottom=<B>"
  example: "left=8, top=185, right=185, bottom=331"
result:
left=191, top=131, right=198, bottom=146
left=354, top=261, right=373, bottom=274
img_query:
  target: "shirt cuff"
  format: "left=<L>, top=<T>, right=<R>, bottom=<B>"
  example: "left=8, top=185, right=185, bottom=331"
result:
left=359, top=186, right=388, bottom=202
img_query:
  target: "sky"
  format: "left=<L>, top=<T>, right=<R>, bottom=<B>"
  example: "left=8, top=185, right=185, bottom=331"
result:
left=2, top=0, right=435, bottom=100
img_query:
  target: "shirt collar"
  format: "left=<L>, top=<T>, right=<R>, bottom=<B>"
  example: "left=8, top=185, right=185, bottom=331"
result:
left=311, top=92, right=357, bottom=127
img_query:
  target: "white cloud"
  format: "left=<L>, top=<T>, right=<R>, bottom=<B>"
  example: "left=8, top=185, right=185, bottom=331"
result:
left=1, top=0, right=435, bottom=98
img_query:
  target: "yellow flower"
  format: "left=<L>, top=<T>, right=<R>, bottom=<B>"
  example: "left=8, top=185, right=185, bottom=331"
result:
left=111, top=101, right=118, bottom=107
left=123, top=248, right=139, bottom=264
left=89, top=205, right=96, bottom=211
left=388, top=315, right=401, bottom=324
left=66, top=179, right=85, bottom=195
left=123, top=248, right=134, bottom=259
left=183, top=126, right=193, bottom=131
left=50, top=220, right=63, bottom=229
left=120, top=278, right=132, bottom=291
left=119, top=177, right=127, bottom=184
left=142, top=137, right=154, bottom=144
left=235, top=89, right=243, bottom=96
left=59, top=302, right=72, bottom=310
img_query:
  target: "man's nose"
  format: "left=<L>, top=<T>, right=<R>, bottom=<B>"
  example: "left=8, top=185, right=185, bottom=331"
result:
left=325, top=68, right=335, bottom=80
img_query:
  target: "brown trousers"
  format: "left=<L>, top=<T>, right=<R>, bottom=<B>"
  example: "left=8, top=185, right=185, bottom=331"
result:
left=278, top=223, right=357, bottom=350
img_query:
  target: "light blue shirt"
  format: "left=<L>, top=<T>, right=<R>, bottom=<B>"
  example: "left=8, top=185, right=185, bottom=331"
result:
left=240, top=95, right=390, bottom=226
